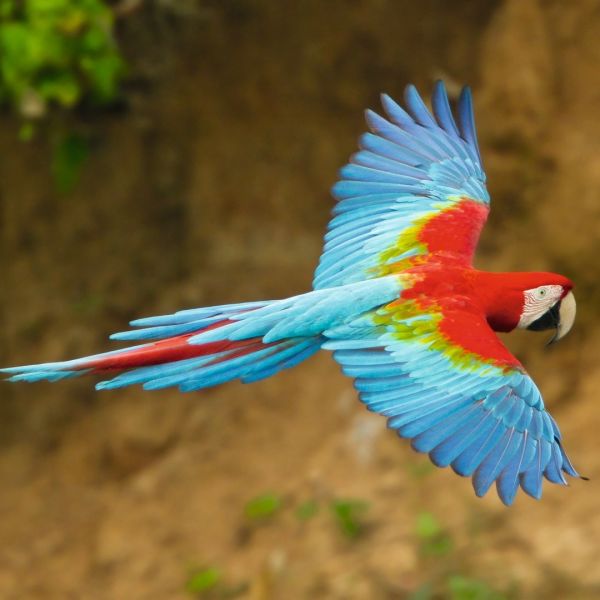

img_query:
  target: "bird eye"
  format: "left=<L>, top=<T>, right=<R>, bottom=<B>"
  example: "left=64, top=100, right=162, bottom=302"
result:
left=535, top=287, right=548, bottom=299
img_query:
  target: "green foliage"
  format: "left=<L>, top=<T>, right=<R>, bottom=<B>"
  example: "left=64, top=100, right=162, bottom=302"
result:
left=0, top=0, right=124, bottom=118
left=330, top=498, right=370, bottom=539
left=415, top=511, right=453, bottom=557
left=191, top=497, right=512, bottom=599
left=185, top=565, right=249, bottom=599
left=410, top=512, right=510, bottom=600
left=408, top=582, right=435, bottom=600
left=244, top=493, right=282, bottom=521
left=18, top=120, right=35, bottom=140
left=186, top=567, right=222, bottom=595
left=447, top=575, right=507, bottom=600
left=52, top=132, right=89, bottom=192
left=409, top=577, right=507, bottom=600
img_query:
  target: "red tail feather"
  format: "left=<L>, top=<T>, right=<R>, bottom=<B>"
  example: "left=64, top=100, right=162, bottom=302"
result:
left=81, top=320, right=265, bottom=372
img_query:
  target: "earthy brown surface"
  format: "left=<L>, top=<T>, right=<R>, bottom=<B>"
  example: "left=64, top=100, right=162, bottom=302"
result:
left=1, top=1, right=599, bottom=598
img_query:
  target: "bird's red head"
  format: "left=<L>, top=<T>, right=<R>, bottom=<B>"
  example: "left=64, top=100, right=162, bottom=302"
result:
left=474, top=271, right=575, bottom=342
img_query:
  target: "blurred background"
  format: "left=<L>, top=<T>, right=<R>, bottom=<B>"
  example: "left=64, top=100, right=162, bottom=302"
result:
left=1, top=1, right=599, bottom=598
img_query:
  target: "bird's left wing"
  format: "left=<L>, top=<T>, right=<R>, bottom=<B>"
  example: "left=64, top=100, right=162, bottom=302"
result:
left=314, top=81, right=490, bottom=290
left=323, top=298, right=580, bottom=505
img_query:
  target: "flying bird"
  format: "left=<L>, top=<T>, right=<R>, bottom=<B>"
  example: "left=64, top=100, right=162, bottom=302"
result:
left=3, top=82, right=582, bottom=505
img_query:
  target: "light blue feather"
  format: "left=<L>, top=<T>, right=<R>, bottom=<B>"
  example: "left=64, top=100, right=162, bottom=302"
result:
left=326, top=297, right=578, bottom=504
left=314, top=83, right=491, bottom=290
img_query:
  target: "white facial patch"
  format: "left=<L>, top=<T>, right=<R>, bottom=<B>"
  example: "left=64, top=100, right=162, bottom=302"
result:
left=518, top=284, right=564, bottom=328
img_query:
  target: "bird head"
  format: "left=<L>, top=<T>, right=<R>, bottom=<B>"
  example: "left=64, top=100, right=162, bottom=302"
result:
left=517, top=283, right=576, bottom=344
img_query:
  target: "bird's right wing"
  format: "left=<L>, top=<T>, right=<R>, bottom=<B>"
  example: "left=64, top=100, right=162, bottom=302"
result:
left=314, top=81, right=490, bottom=290
left=323, top=297, right=581, bottom=505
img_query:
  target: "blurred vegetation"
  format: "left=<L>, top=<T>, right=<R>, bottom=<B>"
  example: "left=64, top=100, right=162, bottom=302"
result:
left=0, top=0, right=125, bottom=192
left=330, top=498, right=371, bottom=539
left=186, top=566, right=222, bottom=595
left=0, top=0, right=124, bottom=118
left=243, top=492, right=372, bottom=539
left=415, top=511, right=454, bottom=557
left=185, top=565, right=248, bottom=599
left=411, top=511, right=513, bottom=600
left=51, top=131, right=90, bottom=192
left=190, top=494, right=513, bottom=599
left=243, top=493, right=282, bottom=521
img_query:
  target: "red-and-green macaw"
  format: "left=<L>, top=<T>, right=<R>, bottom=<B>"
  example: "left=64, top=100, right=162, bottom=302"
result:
left=3, top=82, right=582, bottom=505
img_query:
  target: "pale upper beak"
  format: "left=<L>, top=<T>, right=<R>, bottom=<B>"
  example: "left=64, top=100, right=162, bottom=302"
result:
left=547, top=291, right=576, bottom=345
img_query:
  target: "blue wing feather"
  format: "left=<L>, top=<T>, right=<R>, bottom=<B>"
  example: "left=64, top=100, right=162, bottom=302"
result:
left=314, top=81, right=489, bottom=290
left=431, top=80, right=461, bottom=139
left=327, top=304, right=580, bottom=505
left=404, top=84, right=438, bottom=128
left=457, top=86, right=482, bottom=164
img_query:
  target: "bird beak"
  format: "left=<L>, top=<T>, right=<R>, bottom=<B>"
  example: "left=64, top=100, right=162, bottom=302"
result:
left=526, top=291, right=577, bottom=345
left=547, top=291, right=576, bottom=345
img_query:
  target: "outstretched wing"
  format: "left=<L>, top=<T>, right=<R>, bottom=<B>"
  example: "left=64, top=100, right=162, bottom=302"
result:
left=323, top=299, right=580, bottom=505
left=314, top=81, right=490, bottom=290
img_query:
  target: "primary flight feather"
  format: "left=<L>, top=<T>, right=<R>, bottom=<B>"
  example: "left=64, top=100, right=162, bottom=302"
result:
left=3, top=81, right=582, bottom=505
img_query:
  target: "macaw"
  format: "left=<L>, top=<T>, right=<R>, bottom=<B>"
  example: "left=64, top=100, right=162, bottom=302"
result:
left=3, top=82, right=583, bottom=505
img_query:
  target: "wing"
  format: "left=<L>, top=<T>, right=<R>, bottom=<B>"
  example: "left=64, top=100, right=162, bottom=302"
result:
left=323, top=299, right=580, bottom=505
left=314, top=81, right=490, bottom=290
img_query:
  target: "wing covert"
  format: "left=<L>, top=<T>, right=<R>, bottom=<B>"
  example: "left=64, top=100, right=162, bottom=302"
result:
left=314, top=81, right=490, bottom=290
left=323, top=300, right=580, bottom=505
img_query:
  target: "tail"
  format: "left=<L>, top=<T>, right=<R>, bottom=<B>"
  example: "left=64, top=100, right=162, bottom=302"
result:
left=2, top=300, right=323, bottom=392
left=1, top=277, right=401, bottom=392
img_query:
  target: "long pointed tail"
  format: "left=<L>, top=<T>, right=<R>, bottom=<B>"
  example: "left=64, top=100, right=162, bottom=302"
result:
left=2, top=300, right=323, bottom=392
left=2, top=276, right=402, bottom=392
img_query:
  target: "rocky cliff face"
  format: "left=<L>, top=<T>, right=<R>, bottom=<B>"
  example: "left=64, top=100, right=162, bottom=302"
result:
left=0, top=1, right=598, bottom=598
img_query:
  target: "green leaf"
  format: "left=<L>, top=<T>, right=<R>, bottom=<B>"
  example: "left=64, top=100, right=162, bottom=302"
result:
left=415, top=512, right=442, bottom=539
left=38, top=71, right=80, bottom=106
left=186, top=567, right=221, bottom=595
left=330, top=499, right=370, bottom=539
left=26, top=0, right=71, bottom=23
left=57, top=8, right=87, bottom=34
left=18, top=121, right=35, bottom=141
left=244, top=493, right=282, bottom=521
left=52, top=133, right=89, bottom=193
left=0, top=0, right=15, bottom=19
left=0, top=0, right=124, bottom=117
left=415, top=512, right=454, bottom=557
left=424, top=535, right=453, bottom=557
left=80, top=52, right=124, bottom=101
left=81, top=27, right=106, bottom=53
left=447, top=575, right=506, bottom=600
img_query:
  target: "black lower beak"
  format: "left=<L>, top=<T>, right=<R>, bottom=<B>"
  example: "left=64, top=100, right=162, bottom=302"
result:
left=527, top=301, right=561, bottom=332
